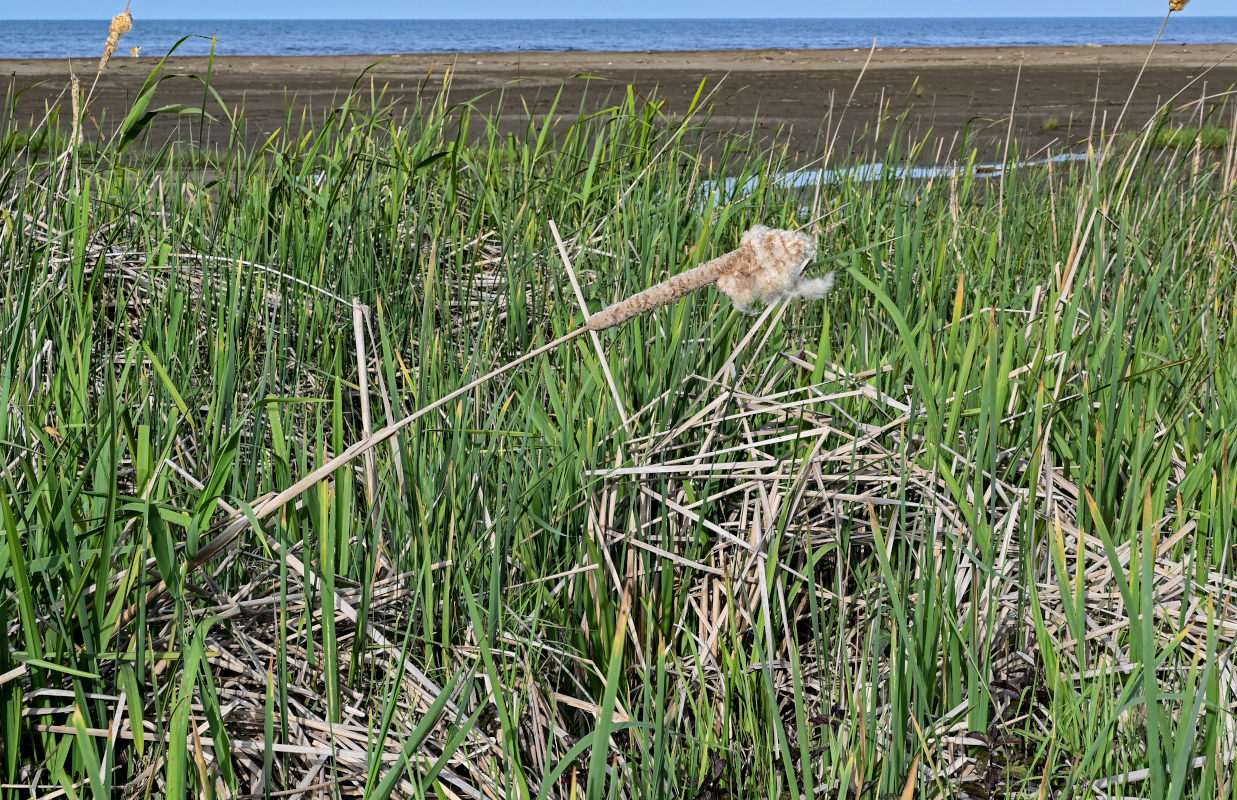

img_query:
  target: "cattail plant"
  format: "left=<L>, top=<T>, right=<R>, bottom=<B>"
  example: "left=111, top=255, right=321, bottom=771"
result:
left=99, top=4, right=133, bottom=72
left=256, top=226, right=828, bottom=516
left=135, top=226, right=834, bottom=606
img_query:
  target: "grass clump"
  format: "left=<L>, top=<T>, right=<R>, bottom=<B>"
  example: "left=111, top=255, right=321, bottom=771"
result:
left=3, top=127, right=72, bottom=156
left=1, top=57, right=1236, bottom=800
left=1148, top=123, right=1232, bottom=150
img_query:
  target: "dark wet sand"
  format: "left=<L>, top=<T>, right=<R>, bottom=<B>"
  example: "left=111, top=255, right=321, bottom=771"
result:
left=4, top=44, right=1235, bottom=159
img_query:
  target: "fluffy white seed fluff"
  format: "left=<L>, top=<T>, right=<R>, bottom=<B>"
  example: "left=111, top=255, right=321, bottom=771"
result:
left=715, top=225, right=832, bottom=313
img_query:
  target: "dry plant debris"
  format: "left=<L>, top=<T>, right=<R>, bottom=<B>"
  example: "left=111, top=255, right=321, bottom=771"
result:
left=583, top=309, right=1237, bottom=797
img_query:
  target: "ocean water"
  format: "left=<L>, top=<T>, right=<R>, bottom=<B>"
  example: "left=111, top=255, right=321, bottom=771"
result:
left=2, top=17, right=1236, bottom=60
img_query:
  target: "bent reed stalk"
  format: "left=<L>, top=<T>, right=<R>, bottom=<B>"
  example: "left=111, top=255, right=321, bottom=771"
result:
left=122, top=226, right=829, bottom=618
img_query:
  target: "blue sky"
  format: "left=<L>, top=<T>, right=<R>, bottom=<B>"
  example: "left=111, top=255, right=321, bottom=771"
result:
left=0, top=1, right=1208, bottom=19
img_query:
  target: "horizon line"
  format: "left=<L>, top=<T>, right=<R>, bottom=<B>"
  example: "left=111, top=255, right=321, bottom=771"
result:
left=4, top=14, right=1236, bottom=22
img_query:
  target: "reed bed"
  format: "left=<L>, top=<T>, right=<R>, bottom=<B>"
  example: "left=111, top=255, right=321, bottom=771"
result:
left=1, top=53, right=1236, bottom=800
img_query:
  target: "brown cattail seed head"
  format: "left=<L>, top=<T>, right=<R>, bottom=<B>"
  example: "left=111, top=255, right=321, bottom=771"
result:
left=586, top=225, right=830, bottom=331
left=99, top=5, right=134, bottom=72
left=1169, top=0, right=1189, bottom=9
left=69, top=76, right=82, bottom=149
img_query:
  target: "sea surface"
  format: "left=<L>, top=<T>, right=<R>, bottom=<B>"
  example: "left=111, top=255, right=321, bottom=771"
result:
left=2, top=17, right=1236, bottom=60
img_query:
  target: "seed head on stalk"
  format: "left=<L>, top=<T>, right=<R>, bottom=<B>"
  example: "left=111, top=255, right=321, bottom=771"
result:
left=121, top=226, right=834, bottom=621
left=587, top=225, right=828, bottom=330
left=1169, top=0, right=1189, bottom=10
left=99, top=4, right=134, bottom=72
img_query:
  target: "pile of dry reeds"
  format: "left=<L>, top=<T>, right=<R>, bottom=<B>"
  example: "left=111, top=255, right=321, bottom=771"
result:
left=578, top=300, right=1237, bottom=797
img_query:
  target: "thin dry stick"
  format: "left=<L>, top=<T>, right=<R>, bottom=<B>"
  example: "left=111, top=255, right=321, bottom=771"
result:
left=998, top=54, right=1024, bottom=247
left=1109, top=53, right=1237, bottom=212
left=353, top=298, right=395, bottom=576
left=352, top=297, right=378, bottom=505
left=1109, top=11, right=1173, bottom=154
left=821, top=38, right=878, bottom=179
left=549, top=219, right=632, bottom=433
left=586, top=77, right=728, bottom=242
left=364, top=301, right=406, bottom=493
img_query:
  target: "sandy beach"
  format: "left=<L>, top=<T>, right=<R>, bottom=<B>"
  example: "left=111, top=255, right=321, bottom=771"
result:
left=5, top=43, right=1235, bottom=158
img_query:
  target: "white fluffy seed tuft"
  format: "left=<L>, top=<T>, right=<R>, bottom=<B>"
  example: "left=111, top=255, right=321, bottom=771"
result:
left=715, top=225, right=832, bottom=313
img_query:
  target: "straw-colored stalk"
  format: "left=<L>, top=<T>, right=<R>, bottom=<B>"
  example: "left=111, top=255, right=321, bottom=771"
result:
left=122, top=226, right=833, bottom=618
left=1169, top=0, right=1189, bottom=10
left=98, top=4, right=133, bottom=72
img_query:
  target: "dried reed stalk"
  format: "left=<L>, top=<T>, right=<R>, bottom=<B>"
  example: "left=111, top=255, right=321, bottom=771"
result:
left=123, top=226, right=833, bottom=618
left=98, top=4, right=133, bottom=72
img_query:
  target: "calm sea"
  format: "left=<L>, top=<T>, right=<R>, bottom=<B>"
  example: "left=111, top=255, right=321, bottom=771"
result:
left=2, top=17, right=1236, bottom=60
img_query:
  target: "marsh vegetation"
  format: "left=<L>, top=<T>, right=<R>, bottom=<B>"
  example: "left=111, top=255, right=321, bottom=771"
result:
left=2, top=51, right=1236, bottom=799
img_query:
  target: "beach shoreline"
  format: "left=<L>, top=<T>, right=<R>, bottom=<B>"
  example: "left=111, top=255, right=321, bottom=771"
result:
left=5, top=43, right=1235, bottom=157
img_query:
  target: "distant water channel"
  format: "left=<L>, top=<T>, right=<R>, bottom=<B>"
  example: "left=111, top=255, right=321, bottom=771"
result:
left=702, top=152, right=1095, bottom=205
left=2, top=17, right=1236, bottom=60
